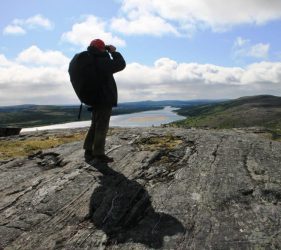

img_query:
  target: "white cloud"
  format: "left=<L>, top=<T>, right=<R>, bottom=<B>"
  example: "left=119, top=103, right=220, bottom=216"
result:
left=3, top=14, right=53, bottom=36
left=111, top=0, right=281, bottom=36
left=25, top=14, right=53, bottom=29
left=0, top=48, right=74, bottom=105
left=61, top=16, right=126, bottom=48
left=248, top=43, right=270, bottom=58
left=0, top=48, right=280, bottom=105
left=3, top=25, right=26, bottom=35
left=242, top=61, right=281, bottom=84
left=16, top=46, right=69, bottom=66
left=116, top=58, right=281, bottom=101
left=117, top=58, right=245, bottom=86
left=233, top=37, right=270, bottom=59
left=0, top=55, right=14, bottom=67
left=111, top=14, right=180, bottom=36
left=234, top=37, right=249, bottom=47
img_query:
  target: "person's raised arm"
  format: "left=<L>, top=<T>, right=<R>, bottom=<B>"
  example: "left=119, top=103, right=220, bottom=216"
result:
left=100, top=45, right=126, bottom=74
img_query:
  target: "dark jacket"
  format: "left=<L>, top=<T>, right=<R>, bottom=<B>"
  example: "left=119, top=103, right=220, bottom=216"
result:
left=87, top=46, right=126, bottom=107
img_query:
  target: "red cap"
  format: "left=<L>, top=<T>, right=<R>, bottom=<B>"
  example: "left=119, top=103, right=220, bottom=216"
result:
left=90, top=39, right=105, bottom=51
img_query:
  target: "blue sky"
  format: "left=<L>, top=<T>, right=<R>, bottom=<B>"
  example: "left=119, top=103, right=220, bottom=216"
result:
left=1, top=0, right=281, bottom=105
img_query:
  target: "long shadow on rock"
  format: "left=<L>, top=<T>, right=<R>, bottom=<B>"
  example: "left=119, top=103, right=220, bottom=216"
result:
left=86, top=161, right=185, bottom=249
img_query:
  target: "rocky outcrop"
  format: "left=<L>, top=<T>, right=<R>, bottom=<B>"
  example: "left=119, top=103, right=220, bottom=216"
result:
left=0, top=127, right=21, bottom=137
left=0, top=127, right=281, bottom=249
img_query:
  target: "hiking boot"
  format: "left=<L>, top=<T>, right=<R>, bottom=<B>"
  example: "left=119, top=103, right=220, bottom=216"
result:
left=93, top=155, right=114, bottom=163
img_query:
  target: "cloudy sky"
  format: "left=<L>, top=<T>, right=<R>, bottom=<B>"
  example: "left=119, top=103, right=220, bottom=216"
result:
left=1, top=0, right=281, bottom=105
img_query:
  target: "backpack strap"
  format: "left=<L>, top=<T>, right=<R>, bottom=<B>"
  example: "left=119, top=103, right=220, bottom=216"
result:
left=77, top=103, right=83, bottom=120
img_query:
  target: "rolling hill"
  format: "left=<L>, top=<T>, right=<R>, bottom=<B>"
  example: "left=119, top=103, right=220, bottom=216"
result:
left=173, top=95, right=281, bottom=132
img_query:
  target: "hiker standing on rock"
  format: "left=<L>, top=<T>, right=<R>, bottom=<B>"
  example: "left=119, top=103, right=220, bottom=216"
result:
left=82, top=39, right=126, bottom=162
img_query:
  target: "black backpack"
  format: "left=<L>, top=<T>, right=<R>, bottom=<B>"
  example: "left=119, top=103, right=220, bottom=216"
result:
left=68, top=51, right=98, bottom=107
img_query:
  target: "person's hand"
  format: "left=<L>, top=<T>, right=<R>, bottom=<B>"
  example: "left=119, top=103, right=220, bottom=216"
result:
left=107, top=45, right=116, bottom=53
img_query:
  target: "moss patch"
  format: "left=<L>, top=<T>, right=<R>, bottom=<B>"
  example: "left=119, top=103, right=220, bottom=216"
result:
left=0, top=132, right=86, bottom=160
left=136, top=134, right=183, bottom=151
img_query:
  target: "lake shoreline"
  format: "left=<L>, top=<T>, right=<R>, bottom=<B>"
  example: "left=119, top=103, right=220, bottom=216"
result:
left=21, top=106, right=186, bottom=133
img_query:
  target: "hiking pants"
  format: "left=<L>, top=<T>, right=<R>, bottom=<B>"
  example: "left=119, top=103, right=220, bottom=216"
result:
left=83, top=106, right=112, bottom=156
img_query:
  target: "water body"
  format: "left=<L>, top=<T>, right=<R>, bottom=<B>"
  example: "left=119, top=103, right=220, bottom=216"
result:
left=21, top=106, right=185, bottom=132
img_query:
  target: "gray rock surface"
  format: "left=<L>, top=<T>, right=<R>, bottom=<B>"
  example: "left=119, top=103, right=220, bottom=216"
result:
left=0, top=127, right=281, bottom=249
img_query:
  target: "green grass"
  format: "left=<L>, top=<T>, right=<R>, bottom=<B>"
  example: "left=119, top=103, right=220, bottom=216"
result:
left=0, top=131, right=86, bottom=160
left=171, top=95, right=281, bottom=141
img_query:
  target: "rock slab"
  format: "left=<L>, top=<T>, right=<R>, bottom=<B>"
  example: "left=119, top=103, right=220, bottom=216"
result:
left=0, top=127, right=281, bottom=249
